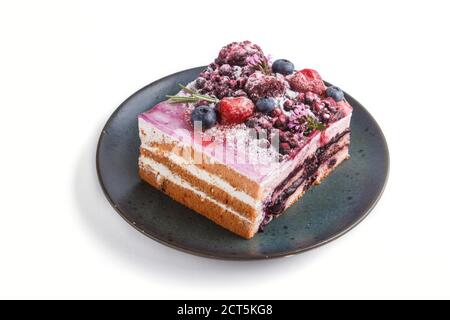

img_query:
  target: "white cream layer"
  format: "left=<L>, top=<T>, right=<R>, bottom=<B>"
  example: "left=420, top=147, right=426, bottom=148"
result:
left=142, top=146, right=261, bottom=209
left=139, top=156, right=260, bottom=225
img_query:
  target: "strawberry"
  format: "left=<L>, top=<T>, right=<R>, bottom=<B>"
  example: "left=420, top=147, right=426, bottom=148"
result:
left=301, top=68, right=322, bottom=80
left=217, top=97, right=255, bottom=125
left=288, top=69, right=326, bottom=95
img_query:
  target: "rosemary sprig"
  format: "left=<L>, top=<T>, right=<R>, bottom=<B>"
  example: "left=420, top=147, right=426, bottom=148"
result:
left=166, top=84, right=219, bottom=104
left=306, top=116, right=326, bottom=131
left=257, top=58, right=271, bottom=76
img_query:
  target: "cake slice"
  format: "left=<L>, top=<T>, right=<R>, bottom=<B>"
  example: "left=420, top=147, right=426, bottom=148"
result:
left=138, top=41, right=352, bottom=239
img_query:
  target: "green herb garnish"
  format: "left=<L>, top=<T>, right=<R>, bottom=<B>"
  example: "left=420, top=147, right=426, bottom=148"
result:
left=257, top=58, right=271, bottom=76
left=306, top=116, right=326, bottom=131
left=166, top=84, right=219, bottom=104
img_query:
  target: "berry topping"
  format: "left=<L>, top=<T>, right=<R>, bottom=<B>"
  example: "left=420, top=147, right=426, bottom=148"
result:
left=288, top=69, right=326, bottom=95
left=272, top=59, right=295, bottom=75
left=217, top=97, right=255, bottom=125
left=256, top=97, right=277, bottom=113
left=280, top=142, right=291, bottom=155
left=216, top=41, right=266, bottom=67
left=195, top=77, right=207, bottom=89
left=245, top=72, right=287, bottom=101
left=271, top=107, right=283, bottom=117
left=296, top=92, right=306, bottom=104
left=283, top=99, right=295, bottom=111
left=326, top=86, right=345, bottom=102
left=219, top=64, right=233, bottom=76
left=232, top=89, right=248, bottom=97
left=191, top=105, right=217, bottom=130
left=274, top=114, right=288, bottom=129
left=305, top=91, right=320, bottom=105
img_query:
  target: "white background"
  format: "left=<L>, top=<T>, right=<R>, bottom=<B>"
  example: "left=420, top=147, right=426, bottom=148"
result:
left=1, top=0, right=449, bottom=300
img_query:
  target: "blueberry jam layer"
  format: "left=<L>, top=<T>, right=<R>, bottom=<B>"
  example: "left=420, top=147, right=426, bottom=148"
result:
left=260, top=129, right=351, bottom=229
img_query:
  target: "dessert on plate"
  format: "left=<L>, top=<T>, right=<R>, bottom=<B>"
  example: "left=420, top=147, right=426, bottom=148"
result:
left=138, top=41, right=352, bottom=239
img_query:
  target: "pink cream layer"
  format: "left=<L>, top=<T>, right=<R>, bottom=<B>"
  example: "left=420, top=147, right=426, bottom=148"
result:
left=138, top=100, right=352, bottom=185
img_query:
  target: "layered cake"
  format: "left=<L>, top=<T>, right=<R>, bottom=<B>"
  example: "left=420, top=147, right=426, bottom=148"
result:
left=138, top=41, right=352, bottom=239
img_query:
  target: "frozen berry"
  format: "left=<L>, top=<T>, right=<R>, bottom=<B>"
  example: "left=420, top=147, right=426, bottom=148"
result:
left=258, top=118, right=272, bottom=129
left=245, top=73, right=286, bottom=101
left=195, top=77, right=207, bottom=89
left=245, top=118, right=258, bottom=128
left=288, top=137, right=299, bottom=148
left=271, top=107, right=283, bottom=117
left=219, top=76, right=231, bottom=86
left=232, top=89, right=248, bottom=97
left=237, top=77, right=248, bottom=88
left=296, top=92, right=306, bottom=104
left=272, top=59, right=295, bottom=75
left=323, top=97, right=337, bottom=108
left=278, top=132, right=286, bottom=143
left=256, top=97, right=277, bottom=113
left=274, top=114, right=288, bottom=128
left=216, top=41, right=266, bottom=67
left=217, top=97, right=255, bottom=125
left=283, top=99, right=295, bottom=111
left=280, top=142, right=291, bottom=155
left=304, top=92, right=314, bottom=105
left=219, top=64, right=233, bottom=76
left=232, top=66, right=243, bottom=77
left=288, top=69, right=326, bottom=95
left=313, top=100, right=325, bottom=112
left=194, top=100, right=210, bottom=107
left=191, top=105, right=217, bottom=130
left=326, top=86, right=345, bottom=102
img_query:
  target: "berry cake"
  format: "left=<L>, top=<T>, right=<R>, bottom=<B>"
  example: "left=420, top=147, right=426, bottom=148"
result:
left=138, top=41, right=352, bottom=239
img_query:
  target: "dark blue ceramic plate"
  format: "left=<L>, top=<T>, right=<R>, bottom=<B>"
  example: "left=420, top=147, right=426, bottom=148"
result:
left=96, top=67, right=389, bottom=260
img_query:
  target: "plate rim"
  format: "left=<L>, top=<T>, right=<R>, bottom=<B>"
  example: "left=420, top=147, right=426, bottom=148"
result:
left=96, top=67, right=390, bottom=261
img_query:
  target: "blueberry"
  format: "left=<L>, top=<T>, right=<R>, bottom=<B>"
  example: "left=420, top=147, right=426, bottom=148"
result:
left=256, top=97, right=277, bottom=113
left=326, top=86, right=345, bottom=102
left=191, top=105, right=217, bottom=130
left=272, top=59, right=295, bottom=75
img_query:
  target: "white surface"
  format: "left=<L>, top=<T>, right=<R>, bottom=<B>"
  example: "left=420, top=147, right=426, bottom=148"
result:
left=0, top=0, right=449, bottom=300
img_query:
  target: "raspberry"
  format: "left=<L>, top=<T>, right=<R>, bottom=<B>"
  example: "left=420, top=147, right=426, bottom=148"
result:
left=288, top=69, right=326, bottom=95
left=217, top=97, right=255, bottom=125
left=245, top=72, right=286, bottom=101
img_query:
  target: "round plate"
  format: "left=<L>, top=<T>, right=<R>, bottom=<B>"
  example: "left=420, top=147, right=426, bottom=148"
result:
left=96, top=67, right=389, bottom=260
